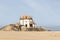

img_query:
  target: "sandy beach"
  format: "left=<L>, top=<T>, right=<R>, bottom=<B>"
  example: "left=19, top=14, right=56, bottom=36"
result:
left=0, top=31, right=60, bottom=40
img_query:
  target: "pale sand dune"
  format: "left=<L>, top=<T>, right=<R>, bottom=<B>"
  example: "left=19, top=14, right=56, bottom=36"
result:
left=0, top=31, right=60, bottom=40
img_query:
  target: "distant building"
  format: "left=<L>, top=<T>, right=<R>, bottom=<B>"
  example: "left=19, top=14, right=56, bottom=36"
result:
left=20, top=15, right=35, bottom=28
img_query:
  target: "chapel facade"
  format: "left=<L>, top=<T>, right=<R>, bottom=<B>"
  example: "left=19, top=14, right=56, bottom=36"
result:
left=19, top=15, right=35, bottom=29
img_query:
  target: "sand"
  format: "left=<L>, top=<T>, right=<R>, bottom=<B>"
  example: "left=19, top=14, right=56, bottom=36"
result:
left=0, top=31, right=60, bottom=40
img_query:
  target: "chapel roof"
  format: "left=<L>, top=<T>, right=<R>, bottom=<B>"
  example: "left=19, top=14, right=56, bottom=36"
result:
left=20, top=15, right=32, bottom=20
left=30, top=21, right=35, bottom=24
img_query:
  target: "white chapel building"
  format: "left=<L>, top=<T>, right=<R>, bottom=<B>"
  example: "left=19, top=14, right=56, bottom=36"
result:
left=20, top=15, right=35, bottom=28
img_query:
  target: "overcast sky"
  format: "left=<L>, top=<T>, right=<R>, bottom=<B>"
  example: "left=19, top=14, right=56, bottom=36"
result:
left=0, top=0, right=60, bottom=30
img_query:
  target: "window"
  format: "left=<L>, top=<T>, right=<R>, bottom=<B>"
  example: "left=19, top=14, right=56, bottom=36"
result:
left=25, top=21, right=27, bottom=23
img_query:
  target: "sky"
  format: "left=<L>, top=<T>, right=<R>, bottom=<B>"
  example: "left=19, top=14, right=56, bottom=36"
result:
left=0, top=0, right=60, bottom=30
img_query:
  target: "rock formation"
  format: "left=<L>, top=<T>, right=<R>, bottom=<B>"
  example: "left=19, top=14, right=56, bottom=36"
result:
left=0, top=23, right=49, bottom=31
left=0, top=23, right=19, bottom=31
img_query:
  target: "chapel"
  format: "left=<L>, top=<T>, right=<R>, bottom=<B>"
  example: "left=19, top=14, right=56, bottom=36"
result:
left=20, top=15, right=35, bottom=28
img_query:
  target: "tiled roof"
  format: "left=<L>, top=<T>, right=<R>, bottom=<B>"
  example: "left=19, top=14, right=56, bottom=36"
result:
left=20, top=15, right=32, bottom=20
left=30, top=21, right=35, bottom=24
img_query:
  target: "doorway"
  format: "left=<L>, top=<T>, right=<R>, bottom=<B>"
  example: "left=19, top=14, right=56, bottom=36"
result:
left=25, top=24, right=27, bottom=27
left=30, top=24, right=33, bottom=27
